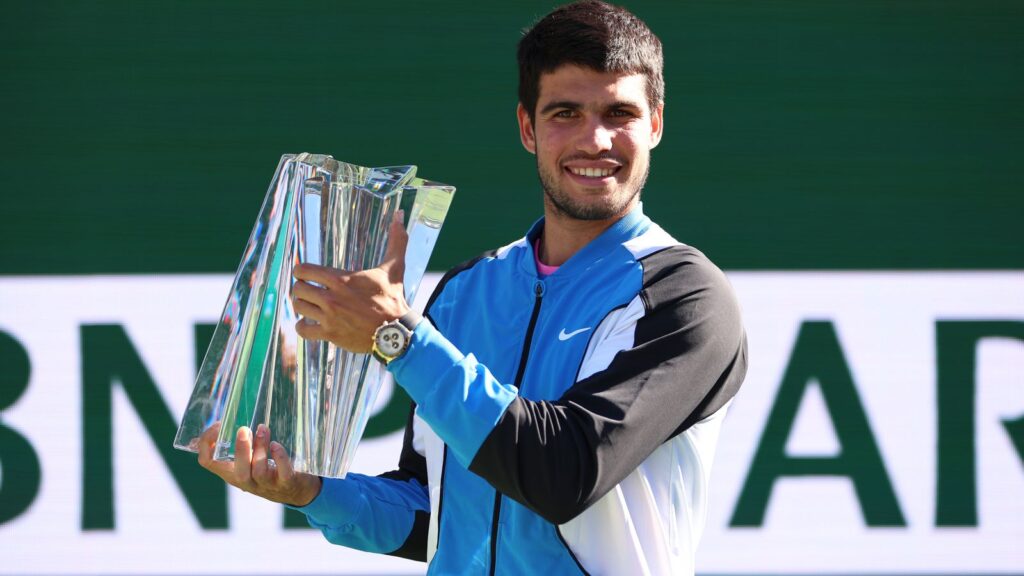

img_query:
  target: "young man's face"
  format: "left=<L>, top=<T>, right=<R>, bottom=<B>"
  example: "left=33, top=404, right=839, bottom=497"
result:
left=517, top=64, right=664, bottom=222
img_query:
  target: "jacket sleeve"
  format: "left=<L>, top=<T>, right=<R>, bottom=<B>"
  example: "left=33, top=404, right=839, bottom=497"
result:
left=287, top=259, right=489, bottom=561
left=389, top=246, right=747, bottom=525
left=291, top=404, right=431, bottom=561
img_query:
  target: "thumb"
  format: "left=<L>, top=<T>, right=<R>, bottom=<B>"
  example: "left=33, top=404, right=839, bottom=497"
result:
left=381, top=210, right=408, bottom=284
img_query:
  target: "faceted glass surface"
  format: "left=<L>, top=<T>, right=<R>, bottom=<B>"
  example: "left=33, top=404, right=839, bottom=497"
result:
left=173, top=153, right=454, bottom=478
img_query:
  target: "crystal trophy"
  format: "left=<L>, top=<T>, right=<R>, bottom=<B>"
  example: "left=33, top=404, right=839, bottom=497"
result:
left=173, top=153, right=454, bottom=478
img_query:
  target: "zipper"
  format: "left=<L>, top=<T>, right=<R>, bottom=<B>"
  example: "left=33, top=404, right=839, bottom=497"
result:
left=488, top=493, right=502, bottom=576
left=490, top=279, right=545, bottom=576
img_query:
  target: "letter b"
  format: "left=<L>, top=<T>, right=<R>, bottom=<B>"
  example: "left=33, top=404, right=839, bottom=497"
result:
left=0, top=331, right=42, bottom=525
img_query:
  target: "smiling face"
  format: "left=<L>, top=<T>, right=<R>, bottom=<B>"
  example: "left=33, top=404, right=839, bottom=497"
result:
left=518, top=64, right=664, bottom=223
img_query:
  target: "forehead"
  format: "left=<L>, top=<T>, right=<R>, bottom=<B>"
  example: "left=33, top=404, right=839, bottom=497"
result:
left=537, top=64, right=649, bottom=110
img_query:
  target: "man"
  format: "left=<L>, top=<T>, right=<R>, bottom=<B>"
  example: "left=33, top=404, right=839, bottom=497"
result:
left=199, top=1, right=747, bottom=574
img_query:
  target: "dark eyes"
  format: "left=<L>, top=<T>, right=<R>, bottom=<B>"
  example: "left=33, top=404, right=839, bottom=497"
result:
left=550, top=109, right=637, bottom=120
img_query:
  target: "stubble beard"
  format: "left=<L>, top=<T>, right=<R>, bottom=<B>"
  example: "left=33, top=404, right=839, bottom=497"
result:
left=537, top=155, right=649, bottom=221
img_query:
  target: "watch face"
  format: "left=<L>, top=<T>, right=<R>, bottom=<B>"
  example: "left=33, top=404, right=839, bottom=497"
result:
left=376, top=325, right=407, bottom=357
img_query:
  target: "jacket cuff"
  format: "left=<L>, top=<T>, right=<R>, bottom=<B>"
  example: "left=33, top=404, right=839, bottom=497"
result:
left=387, top=318, right=464, bottom=397
left=287, top=476, right=360, bottom=526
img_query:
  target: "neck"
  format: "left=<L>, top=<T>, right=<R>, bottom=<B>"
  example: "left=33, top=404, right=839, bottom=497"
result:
left=537, top=200, right=635, bottom=267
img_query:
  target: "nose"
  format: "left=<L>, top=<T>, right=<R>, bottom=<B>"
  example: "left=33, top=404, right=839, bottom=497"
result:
left=576, top=118, right=613, bottom=155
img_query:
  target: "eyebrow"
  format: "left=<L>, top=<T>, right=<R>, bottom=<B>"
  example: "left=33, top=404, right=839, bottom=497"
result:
left=538, top=100, right=644, bottom=115
left=539, top=100, right=581, bottom=115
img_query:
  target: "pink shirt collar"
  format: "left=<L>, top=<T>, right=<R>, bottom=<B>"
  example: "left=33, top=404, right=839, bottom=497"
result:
left=533, top=238, right=560, bottom=278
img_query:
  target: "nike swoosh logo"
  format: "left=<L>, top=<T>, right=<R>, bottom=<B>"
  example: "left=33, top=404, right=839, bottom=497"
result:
left=558, top=327, right=591, bottom=341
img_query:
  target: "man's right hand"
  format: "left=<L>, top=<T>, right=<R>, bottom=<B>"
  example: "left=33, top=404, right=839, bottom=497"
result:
left=197, top=422, right=322, bottom=507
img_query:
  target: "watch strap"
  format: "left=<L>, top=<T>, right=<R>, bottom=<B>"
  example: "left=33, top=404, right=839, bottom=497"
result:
left=396, top=310, right=423, bottom=333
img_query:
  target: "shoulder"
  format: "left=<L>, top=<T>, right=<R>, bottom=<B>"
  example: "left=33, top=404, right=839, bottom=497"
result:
left=621, top=226, right=740, bottom=333
left=640, top=244, right=729, bottom=294
left=617, top=223, right=732, bottom=306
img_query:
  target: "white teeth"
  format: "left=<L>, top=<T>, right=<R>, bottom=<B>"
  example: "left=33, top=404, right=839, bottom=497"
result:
left=570, top=167, right=615, bottom=178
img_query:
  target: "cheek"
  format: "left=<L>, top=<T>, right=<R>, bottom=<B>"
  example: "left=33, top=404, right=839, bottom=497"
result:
left=615, top=134, right=654, bottom=166
left=537, top=124, right=575, bottom=147
left=618, top=127, right=651, bottom=151
left=535, top=135, right=566, bottom=165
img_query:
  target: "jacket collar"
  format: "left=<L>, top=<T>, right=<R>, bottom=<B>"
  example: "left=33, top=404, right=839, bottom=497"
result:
left=521, top=203, right=651, bottom=279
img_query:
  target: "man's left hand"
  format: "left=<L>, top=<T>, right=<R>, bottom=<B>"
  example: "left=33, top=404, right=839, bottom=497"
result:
left=292, top=214, right=410, bottom=353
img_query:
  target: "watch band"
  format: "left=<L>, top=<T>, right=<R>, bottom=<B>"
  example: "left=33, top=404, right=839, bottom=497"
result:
left=396, top=310, right=423, bottom=332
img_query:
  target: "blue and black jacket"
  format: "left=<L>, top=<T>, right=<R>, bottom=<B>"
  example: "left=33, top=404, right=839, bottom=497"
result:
left=296, top=206, right=747, bottom=575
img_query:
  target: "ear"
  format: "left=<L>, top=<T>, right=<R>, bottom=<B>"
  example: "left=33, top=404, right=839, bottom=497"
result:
left=517, top=103, right=537, bottom=154
left=649, top=103, right=664, bottom=149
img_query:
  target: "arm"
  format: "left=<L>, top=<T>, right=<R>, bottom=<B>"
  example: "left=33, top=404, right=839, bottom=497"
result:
left=295, top=405, right=431, bottom=560
left=197, top=406, right=431, bottom=561
left=390, top=248, right=747, bottom=524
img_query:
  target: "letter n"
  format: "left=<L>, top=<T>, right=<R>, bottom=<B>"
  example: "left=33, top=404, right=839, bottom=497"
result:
left=81, top=324, right=227, bottom=529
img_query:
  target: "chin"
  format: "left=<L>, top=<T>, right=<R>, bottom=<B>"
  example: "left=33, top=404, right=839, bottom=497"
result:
left=552, top=196, right=633, bottom=221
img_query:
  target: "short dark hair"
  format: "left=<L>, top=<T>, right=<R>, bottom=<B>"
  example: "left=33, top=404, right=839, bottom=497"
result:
left=517, top=1, right=664, bottom=120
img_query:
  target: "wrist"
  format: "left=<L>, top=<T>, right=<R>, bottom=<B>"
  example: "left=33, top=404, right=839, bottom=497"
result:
left=291, top=475, right=323, bottom=508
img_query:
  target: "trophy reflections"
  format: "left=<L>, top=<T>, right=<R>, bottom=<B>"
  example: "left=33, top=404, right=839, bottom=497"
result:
left=173, top=153, right=454, bottom=478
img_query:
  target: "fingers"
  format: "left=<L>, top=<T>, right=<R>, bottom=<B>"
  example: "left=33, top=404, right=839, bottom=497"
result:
left=270, top=440, right=294, bottom=483
left=294, top=263, right=344, bottom=287
left=195, top=422, right=320, bottom=506
left=233, top=426, right=254, bottom=487
left=381, top=212, right=408, bottom=284
left=295, top=318, right=328, bottom=341
left=292, top=279, right=338, bottom=338
left=197, top=421, right=222, bottom=467
left=251, top=424, right=274, bottom=486
left=197, top=422, right=236, bottom=479
left=292, top=279, right=331, bottom=309
left=292, top=297, right=324, bottom=323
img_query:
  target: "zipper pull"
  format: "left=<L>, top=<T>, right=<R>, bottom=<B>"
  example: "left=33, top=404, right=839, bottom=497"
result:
left=534, top=280, right=545, bottom=298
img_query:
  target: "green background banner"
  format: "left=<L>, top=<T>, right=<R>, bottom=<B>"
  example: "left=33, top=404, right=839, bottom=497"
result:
left=2, top=0, right=1020, bottom=274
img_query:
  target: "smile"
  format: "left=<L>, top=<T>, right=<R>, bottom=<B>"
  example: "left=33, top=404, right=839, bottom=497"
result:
left=566, top=166, right=619, bottom=178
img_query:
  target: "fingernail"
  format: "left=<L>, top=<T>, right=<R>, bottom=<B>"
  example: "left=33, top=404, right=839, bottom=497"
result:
left=257, top=424, right=267, bottom=438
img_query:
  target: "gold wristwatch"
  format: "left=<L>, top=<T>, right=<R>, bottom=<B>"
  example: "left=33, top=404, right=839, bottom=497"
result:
left=371, top=311, right=422, bottom=364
